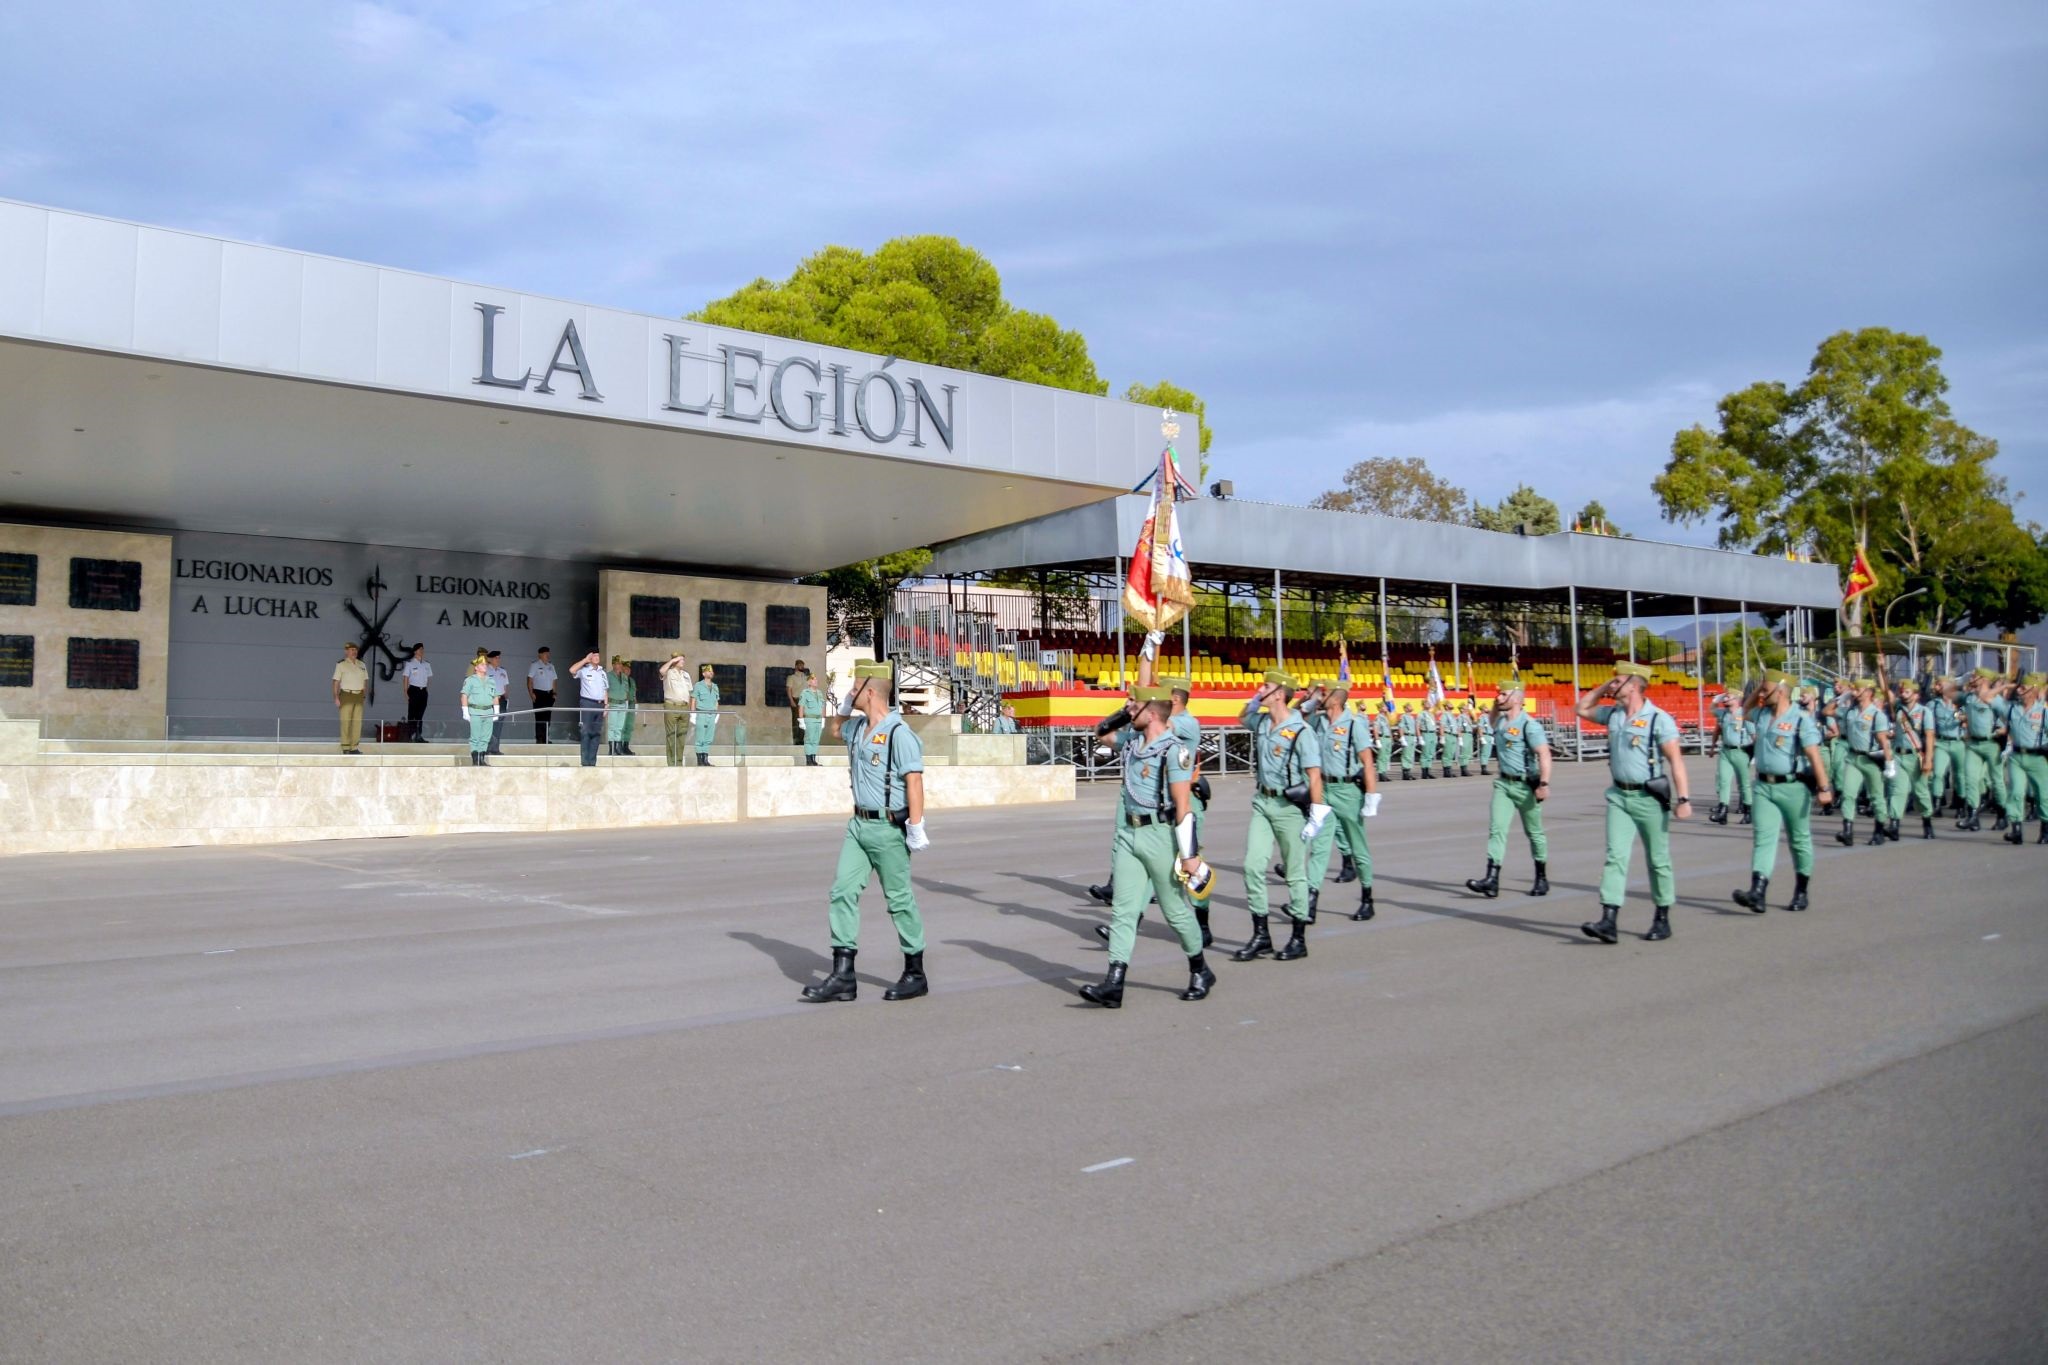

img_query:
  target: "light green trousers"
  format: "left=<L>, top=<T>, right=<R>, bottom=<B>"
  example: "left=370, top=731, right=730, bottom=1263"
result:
left=1887, top=749, right=1924, bottom=818
left=1485, top=777, right=1547, bottom=863
left=2003, top=752, right=2048, bottom=822
left=828, top=817, right=924, bottom=953
left=1749, top=779, right=1814, bottom=877
left=1476, top=733, right=1494, bottom=768
left=1307, top=780, right=1369, bottom=887
left=803, top=718, right=824, bottom=757
left=1839, top=754, right=1892, bottom=822
left=1963, top=738, right=2002, bottom=807
left=1244, top=793, right=1309, bottom=922
left=1400, top=739, right=1417, bottom=772
left=1599, top=786, right=1674, bottom=909
left=1714, top=748, right=1754, bottom=807
left=1105, top=821, right=1202, bottom=962
left=1932, top=738, right=1965, bottom=808
left=1377, top=737, right=1393, bottom=774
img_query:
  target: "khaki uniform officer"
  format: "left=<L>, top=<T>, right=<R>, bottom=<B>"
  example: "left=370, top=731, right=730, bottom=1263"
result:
left=658, top=652, right=691, bottom=766
left=799, top=661, right=931, bottom=1004
left=800, top=676, right=826, bottom=765
left=690, top=664, right=722, bottom=766
left=1577, top=661, right=1691, bottom=944
left=1464, top=683, right=1552, bottom=899
left=1832, top=680, right=1895, bottom=847
left=1732, top=670, right=1834, bottom=913
left=1078, top=686, right=1216, bottom=1008
left=332, top=643, right=368, bottom=754
left=1233, top=670, right=1327, bottom=963
left=1996, top=674, right=2048, bottom=846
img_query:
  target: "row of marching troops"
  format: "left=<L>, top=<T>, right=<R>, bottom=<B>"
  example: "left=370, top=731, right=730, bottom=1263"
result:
left=789, top=654, right=2047, bottom=1009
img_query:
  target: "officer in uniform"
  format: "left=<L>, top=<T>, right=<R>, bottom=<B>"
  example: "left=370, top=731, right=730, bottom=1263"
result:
left=402, top=643, right=432, bottom=742
left=1077, top=685, right=1217, bottom=1008
left=992, top=703, right=1021, bottom=735
left=1089, top=664, right=1211, bottom=946
left=485, top=650, right=510, bottom=755
left=570, top=650, right=607, bottom=766
left=1576, top=661, right=1691, bottom=943
left=1234, top=671, right=1327, bottom=962
left=691, top=663, right=722, bottom=767
left=1707, top=690, right=1754, bottom=824
left=799, top=672, right=827, bottom=765
left=332, top=642, right=368, bottom=754
left=659, top=652, right=692, bottom=766
left=1303, top=684, right=1377, bottom=921
left=1440, top=702, right=1463, bottom=778
left=1397, top=704, right=1421, bottom=779
left=459, top=654, right=499, bottom=766
left=1929, top=676, right=1967, bottom=819
left=1995, top=672, right=2048, bottom=845
left=1463, top=681, right=1551, bottom=898
left=1472, top=699, right=1495, bottom=775
left=1456, top=700, right=1477, bottom=775
left=1731, top=669, right=1834, bottom=912
left=1833, top=679, right=1895, bottom=846
left=1889, top=679, right=1936, bottom=839
left=1373, top=702, right=1395, bottom=781
left=1959, top=667, right=2010, bottom=831
left=799, top=660, right=931, bottom=1004
left=604, top=656, right=633, bottom=757
left=526, top=647, right=557, bottom=745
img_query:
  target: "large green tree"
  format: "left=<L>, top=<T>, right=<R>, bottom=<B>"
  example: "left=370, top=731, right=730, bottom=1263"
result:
left=1471, top=483, right=1563, bottom=536
left=1653, top=328, right=2048, bottom=636
left=1312, top=457, right=1468, bottom=521
left=1122, top=379, right=1213, bottom=480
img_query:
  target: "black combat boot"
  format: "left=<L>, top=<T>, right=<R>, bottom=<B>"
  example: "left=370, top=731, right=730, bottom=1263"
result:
left=1885, top=819, right=1901, bottom=841
left=1479, top=762, right=1490, bottom=775
left=1352, top=885, right=1375, bottom=921
left=805, top=755, right=818, bottom=767
left=696, top=753, right=710, bottom=768
left=1422, top=768, right=1434, bottom=779
left=1273, top=916, right=1308, bottom=961
left=476, top=753, right=488, bottom=767
left=1836, top=819, right=1855, bottom=846
left=1709, top=801, right=1728, bottom=825
left=1739, top=804, right=1753, bottom=825
left=1529, top=860, right=1550, bottom=897
left=799, top=947, right=858, bottom=1003
left=1732, top=873, right=1767, bottom=913
left=1088, top=881, right=1114, bottom=905
left=1461, top=764, right=1471, bottom=777
left=1581, top=906, right=1620, bottom=944
left=1272, top=863, right=1286, bottom=880
left=2036, top=821, right=2047, bottom=845
left=1993, top=810, right=2009, bottom=831
left=1788, top=873, right=1811, bottom=911
left=1402, top=768, right=1414, bottom=781
left=1922, top=817, right=1936, bottom=840
left=1464, top=859, right=1501, bottom=899
left=1645, top=906, right=1673, bottom=941
left=1180, top=954, right=1216, bottom=1001
left=1194, top=904, right=1213, bottom=949
left=1336, top=853, right=1358, bottom=884
left=1866, top=821, right=1886, bottom=847
left=1232, top=915, right=1273, bottom=961
left=2005, top=821, right=2025, bottom=845
left=1079, top=961, right=1127, bottom=1008
left=882, top=952, right=928, bottom=1001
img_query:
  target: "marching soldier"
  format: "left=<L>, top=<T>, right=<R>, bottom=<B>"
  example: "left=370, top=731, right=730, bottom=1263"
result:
left=1440, top=703, right=1465, bottom=778
left=1707, top=689, right=1755, bottom=825
left=1419, top=702, right=1440, bottom=778
left=1463, top=680, right=1551, bottom=898
left=1300, top=684, right=1378, bottom=922
left=1929, top=676, right=1967, bottom=819
left=1078, top=686, right=1217, bottom=1008
left=1889, top=679, right=1936, bottom=839
left=1731, top=670, right=1835, bottom=912
left=1994, top=672, right=2047, bottom=845
left=1397, top=704, right=1421, bottom=779
left=690, top=663, right=722, bottom=767
left=1472, top=698, right=1495, bottom=775
left=799, top=660, right=931, bottom=1004
left=1960, top=667, right=2010, bottom=832
left=799, top=671, right=827, bottom=765
left=1092, top=669, right=1216, bottom=948
left=459, top=654, right=499, bottom=767
left=1576, top=661, right=1691, bottom=944
left=1234, top=671, right=1327, bottom=962
left=1373, top=701, right=1395, bottom=781
left=1833, top=678, right=1896, bottom=846
left=1820, top=683, right=1849, bottom=799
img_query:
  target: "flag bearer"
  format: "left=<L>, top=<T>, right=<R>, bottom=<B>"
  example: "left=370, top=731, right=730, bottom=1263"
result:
left=1233, top=671, right=1327, bottom=962
left=1464, top=681, right=1551, bottom=899
left=1731, top=670, right=1834, bottom=912
left=1576, top=662, right=1691, bottom=944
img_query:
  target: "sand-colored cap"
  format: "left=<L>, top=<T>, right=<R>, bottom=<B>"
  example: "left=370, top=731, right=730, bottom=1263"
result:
left=1613, top=661, right=1653, bottom=680
left=1263, top=668, right=1297, bottom=690
left=1972, top=666, right=2000, bottom=680
left=1759, top=669, right=1792, bottom=689
left=1854, top=677, right=1878, bottom=690
left=854, top=660, right=894, bottom=680
left=1159, top=676, right=1192, bottom=693
left=1132, top=685, right=1173, bottom=702
left=342, top=640, right=359, bottom=649
left=2023, top=672, right=2046, bottom=688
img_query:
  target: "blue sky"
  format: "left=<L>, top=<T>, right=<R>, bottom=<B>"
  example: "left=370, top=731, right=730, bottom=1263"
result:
left=2, top=1, right=2042, bottom=544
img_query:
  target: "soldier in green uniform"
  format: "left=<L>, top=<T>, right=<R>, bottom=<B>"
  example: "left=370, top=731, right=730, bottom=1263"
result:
left=1472, top=699, right=1495, bottom=775
left=603, top=656, right=632, bottom=756
left=799, top=660, right=930, bottom=1004
left=1463, top=682, right=1551, bottom=898
left=690, top=663, right=722, bottom=767
left=1577, top=661, right=1692, bottom=943
left=1889, top=679, right=1935, bottom=839
left=459, top=655, right=499, bottom=767
left=991, top=703, right=1020, bottom=735
left=1995, top=672, right=2048, bottom=845
left=1439, top=704, right=1463, bottom=778
left=1707, top=690, right=1755, bottom=825
left=1373, top=703, right=1395, bottom=781
left=799, top=673, right=826, bottom=765
left=1077, top=686, right=1217, bottom=1008
left=1833, top=679, right=1896, bottom=846
left=1091, top=668, right=1216, bottom=948
left=1233, top=671, right=1327, bottom=962
left=1929, top=676, right=1967, bottom=819
left=1458, top=701, right=1478, bottom=775
left=1397, top=705, right=1421, bottom=779
left=1731, top=670, right=1834, bottom=912
left=1419, top=704, right=1440, bottom=779
left=1298, top=684, right=1377, bottom=922
left=1959, top=667, right=2010, bottom=832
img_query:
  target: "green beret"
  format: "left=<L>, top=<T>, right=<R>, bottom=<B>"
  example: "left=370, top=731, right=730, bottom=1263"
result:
left=1263, top=669, right=1297, bottom=690
left=1613, top=661, right=1653, bottom=680
left=1132, top=685, right=1173, bottom=702
left=854, top=661, right=894, bottom=680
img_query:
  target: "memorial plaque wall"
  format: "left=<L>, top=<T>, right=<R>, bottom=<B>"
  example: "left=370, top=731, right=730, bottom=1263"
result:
left=629, top=594, right=681, bottom=638
left=67, top=637, right=141, bottom=690
left=0, top=634, right=32, bottom=687
left=0, top=552, right=36, bottom=607
left=69, top=558, right=143, bottom=612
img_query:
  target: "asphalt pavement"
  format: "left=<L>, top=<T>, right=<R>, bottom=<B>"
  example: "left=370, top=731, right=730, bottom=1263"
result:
left=1, top=757, right=2043, bottom=1363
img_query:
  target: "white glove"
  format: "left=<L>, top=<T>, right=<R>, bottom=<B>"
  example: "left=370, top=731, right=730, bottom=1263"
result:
left=1300, top=802, right=1331, bottom=842
left=1883, top=759, right=1897, bottom=780
left=904, top=821, right=930, bottom=852
left=1141, top=629, right=1165, bottom=661
left=1363, top=792, right=1383, bottom=818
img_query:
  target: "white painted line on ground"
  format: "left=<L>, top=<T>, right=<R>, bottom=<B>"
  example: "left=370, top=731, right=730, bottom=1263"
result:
left=1238, top=1018, right=1258, bottom=1026
left=994, top=1064, right=1024, bottom=1071
left=202, top=949, right=235, bottom=955
left=505, top=1148, right=554, bottom=1160
left=1983, top=933, right=2002, bottom=941
left=1082, top=1157, right=1135, bottom=1174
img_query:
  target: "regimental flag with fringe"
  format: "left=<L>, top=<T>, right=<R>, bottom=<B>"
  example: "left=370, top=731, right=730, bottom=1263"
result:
left=1337, top=640, right=1352, bottom=689
left=1122, top=427, right=1196, bottom=634
left=1843, top=546, right=1878, bottom=603
left=1426, top=649, right=1445, bottom=707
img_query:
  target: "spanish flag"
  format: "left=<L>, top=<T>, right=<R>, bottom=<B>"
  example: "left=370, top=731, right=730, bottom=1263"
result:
left=1843, top=546, right=1878, bottom=603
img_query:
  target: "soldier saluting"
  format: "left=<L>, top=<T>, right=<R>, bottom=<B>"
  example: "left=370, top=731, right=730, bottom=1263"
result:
left=1576, top=661, right=1690, bottom=944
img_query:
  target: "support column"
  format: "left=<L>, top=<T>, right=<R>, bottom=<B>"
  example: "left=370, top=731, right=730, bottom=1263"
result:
left=1378, top=577, right=1389, bottom=679
left=1626, top=590, right=1636, bottom=663
left=1568, top=583, right=1582, bottom=763
left=1715, top=612, right=1724, bottom=686
left=1183, top=611, right=1193, bottom=685
left=1450, top=582, right=1461, bottom=690
left=1114, top=555, right=1125, bottom=690
left=1693, top=595, right=1706, bottom=739
left=1274, top=569, right=1284, bottom=671
left=1739, top=601, right=1751, bottom=680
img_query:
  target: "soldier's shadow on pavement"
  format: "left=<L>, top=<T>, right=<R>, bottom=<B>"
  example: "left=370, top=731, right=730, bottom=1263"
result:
left=943, top=937, right=1185, bottom=1000
left=727, top=931, right=894, bottom=989
left=1368, top=872, right=1591, bottom=943
left=923, top=874, right=1185, bottom=947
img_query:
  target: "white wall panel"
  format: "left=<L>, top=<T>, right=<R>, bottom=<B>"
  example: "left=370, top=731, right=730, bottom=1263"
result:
left=42, top=212, right=136, bottom=350
left=132, top=229, right=223, bottom=362
left=218, top=243, right=305, bottom=372
left=299, top=257, right=380, bottom=384
left=0, top=201, right=47, bottom=335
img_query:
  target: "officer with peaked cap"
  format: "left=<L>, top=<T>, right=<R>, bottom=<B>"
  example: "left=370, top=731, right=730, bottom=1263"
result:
left=1732, top=669, right=1835, bottom=912
left=1995, top=672, right=2048, bottom=845
left=1078, top=686, right=1217, bottom=1008
left=1464, top=679, right=1552, bottom=899
left=1234, top=670, right=1327, bottom=962
left=1833, top=678, right=1895, bottom=847
left=800, top=660, right=932, bottom=1004
left=1576, top=660, right=1691, bottom=943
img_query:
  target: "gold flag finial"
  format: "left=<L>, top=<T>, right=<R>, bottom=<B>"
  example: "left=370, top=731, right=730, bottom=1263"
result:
left=1161, top=409, right=1181, bottom=442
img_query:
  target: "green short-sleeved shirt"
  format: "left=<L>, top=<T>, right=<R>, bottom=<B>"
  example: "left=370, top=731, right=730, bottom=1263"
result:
left=844, top=709, right=922, bottom=812
left=1420, top=711, right=1438, bottom=734
left=1962, top=693, right=2007, bottom=740
left=460, top=674, right=498, bottom=714
left=1397, top=712, right=1418, bottom=737
left=1323, top=712, right=1367, bottom=780
left=1169, top=711, right=1202, bottom=756
left=1715, top=708, right=1751, bottom=748
left=800, top=686, right=825, bottom=719
left=1750, top=705, right=1822, bottom=777
left=2008, top=699, right=2047, bottom=751
left=692, top=679, right=721, bottom=713
left=1894, top=701, right=1928, bottom=753
left=1120, top=729, right=1193, bottom=819
left=607, top=672, right=631, bottom=704
left=1592, top=701, right=1677, bottom=785
left=1243, top=710, right=1322, bottom=790
left=992, top=716, right=1019, bottom=734
left=1841, top=703, right=1891, bottom=755
left=1930, top=697, right=1962, bottom=739
left=1493, top=714, right=1547, bottom=779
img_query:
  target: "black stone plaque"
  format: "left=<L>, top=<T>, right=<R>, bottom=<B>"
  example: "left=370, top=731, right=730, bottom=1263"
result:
left=765, top=604, right=811, bottom=648
left=67, top=637, right=141, bottom=690
left=0, top=634, right=32, bottom=687
left=0, top=552, right=35, bottom=606
left=699, top=599, right=747, bottom=643
left=709, top=663, right=747, bottom=708
left=69, top=557, right=143, bottom=612
left=628, top=659, right=662, bottom=703
left=766, top=665, right=799, bottom=708
left=629, top=594, right=680, bottom=639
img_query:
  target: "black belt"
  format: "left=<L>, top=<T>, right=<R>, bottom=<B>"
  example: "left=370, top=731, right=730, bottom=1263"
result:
left=1758, top=773, right=1800, bottom=785
left=2020, top=747, right=2048, bottom=756
left=853, top=807, right=908, bottom=825
left=1258, top=785, right=1286, bottom=798
left=1613, top=781, right=1647, bottom=792
left=1123, top=812, right=1164, bottom=828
